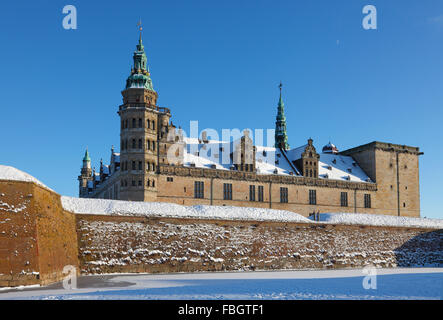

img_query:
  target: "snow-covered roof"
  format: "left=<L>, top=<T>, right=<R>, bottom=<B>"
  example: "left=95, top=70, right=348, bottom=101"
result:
left=182, top=138, right=370, bottom=183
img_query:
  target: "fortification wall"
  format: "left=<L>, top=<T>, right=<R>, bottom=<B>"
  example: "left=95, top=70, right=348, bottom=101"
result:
left=0, top=180, right=79, bottom=287
left=76, top=214, right=443, bottom=275
left=0, top=179, right=441, bottom=288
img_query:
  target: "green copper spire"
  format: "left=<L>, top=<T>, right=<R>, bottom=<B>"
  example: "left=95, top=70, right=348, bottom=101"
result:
left=83, top=148, right=91, bottom=162
left=275, top=82, right=290, bottom=150
left=125, top=22, right=155, bottom=91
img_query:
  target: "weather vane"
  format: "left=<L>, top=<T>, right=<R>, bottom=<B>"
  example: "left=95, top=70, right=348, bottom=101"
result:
left=137, top=19, right=143, bottom=32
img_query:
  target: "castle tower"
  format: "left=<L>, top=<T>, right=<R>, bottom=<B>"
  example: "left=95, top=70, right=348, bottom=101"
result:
left=275, top=82, right=290, bottom=150
left=117, top=26, right=172, bottom=201
left=78, top=149, right=92, bottom=197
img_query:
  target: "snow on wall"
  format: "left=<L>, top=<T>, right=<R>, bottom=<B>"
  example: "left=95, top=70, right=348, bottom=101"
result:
left=0, top=165, right=53, bottom=191
left=312, top=213, right=443, bottom=229
left=77, top=216, right=443, bottom=275
left=61, top=196, right=443, bottom=229
left=61, top=196, right=311, bottom=223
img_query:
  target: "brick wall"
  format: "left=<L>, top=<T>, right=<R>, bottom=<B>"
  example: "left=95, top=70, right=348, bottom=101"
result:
left=0, top=180, right=79, bottom=287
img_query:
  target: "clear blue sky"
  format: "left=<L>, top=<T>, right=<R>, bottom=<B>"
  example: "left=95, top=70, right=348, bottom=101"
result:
left=0, top=1, right=442, bottom=218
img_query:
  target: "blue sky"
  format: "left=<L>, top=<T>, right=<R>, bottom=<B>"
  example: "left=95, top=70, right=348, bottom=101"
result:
left=0, top=0, right=442, bottom=218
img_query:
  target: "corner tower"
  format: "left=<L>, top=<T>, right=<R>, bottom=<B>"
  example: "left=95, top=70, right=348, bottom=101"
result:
left=275, top=82, right=290, bottom=150
left=118, top=26, right=172, bottom=201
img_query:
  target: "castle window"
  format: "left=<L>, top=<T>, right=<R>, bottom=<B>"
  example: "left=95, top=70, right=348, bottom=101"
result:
left=194, top=181, right=204, bottom=199
left=152, top=180, right=155, bottom=187
left=305, top=169, right=308, bottom=176
left=152, top=121, right=155, bottom=130
left=223, top=183, right=232, bottom=200
left=138, top=161, right=142, bottom=170
left=340, top=192, right=348, bottom=207
left=280, top=187, right=288, bottom=203
left=147, top=180, right=150, bottom=187
left=167, top=177, right=173, bottom=182
left=132, top=180, right=136, bottom=186
left=310, top=169, right=313, bottom=177
left=132, top=118, right=136, bottom=128
left=364, top=194, right=371, bottom=208
left=132, top=161, right=136, bottom=170
left=309, top=190, right=317, bottom=205
left=138, top=118, right=142, bottom=128
left=132, top=139, right=136, bottom=149
left=147, top=140, right=151, bottom=150
left=153, top=142, right=156, bottom=151
left=249, top=185, right=256, bottom=201
left=138, top=139, right=142, bottom=149
left=138, top=180, right=142, bottom=186
left=147, top=120, right=150, bottom=129
left=258, top=186, right=264, bottom=202
left=403, top=202, right=406, bottom=207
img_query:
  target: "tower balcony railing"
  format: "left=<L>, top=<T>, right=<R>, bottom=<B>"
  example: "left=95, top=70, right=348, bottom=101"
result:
left=119, top=103, right=171, bottom=114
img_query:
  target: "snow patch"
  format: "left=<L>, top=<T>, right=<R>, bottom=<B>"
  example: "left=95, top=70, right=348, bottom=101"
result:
left=61, top=196, right=311, bottom=223
left=0, top=165, right=53, bottom=191
left=313, top=213, right=443, bottom=229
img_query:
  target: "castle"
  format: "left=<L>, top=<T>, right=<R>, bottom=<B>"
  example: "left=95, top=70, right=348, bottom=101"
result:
left=78, top=31, right=423, bottom=217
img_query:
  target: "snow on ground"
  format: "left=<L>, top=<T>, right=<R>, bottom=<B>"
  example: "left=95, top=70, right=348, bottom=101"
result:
left=0, top=165, right=53, bottom=191
left=312, top=212, right=443, bottom=229
left=0, top=268, right=441, bottom=300
left=61, top=196, right=311, bottom=223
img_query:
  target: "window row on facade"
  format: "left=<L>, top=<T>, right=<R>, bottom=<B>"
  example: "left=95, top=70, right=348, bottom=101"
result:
left=120, top=160, right=156, bottom=172
left=192, top=181, right=371, bottom=208
left=121, top=138, right=156, bottom=151
left=120, top=178, right=156, bottom=188
left=121, top=118, right=156, bottom=130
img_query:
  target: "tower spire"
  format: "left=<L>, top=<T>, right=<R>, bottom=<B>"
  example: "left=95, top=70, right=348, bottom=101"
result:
left=124, top=21, right=155, bottom=91
left=275, top=82, right=290, bottom=150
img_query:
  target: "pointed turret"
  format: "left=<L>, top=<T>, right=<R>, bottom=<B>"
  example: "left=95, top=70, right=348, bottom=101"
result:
left=275, top=82, right=290, bottom=150
left=125, top=25, right=154, bottom=91
left=78, top=148, right=93, bottom=197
